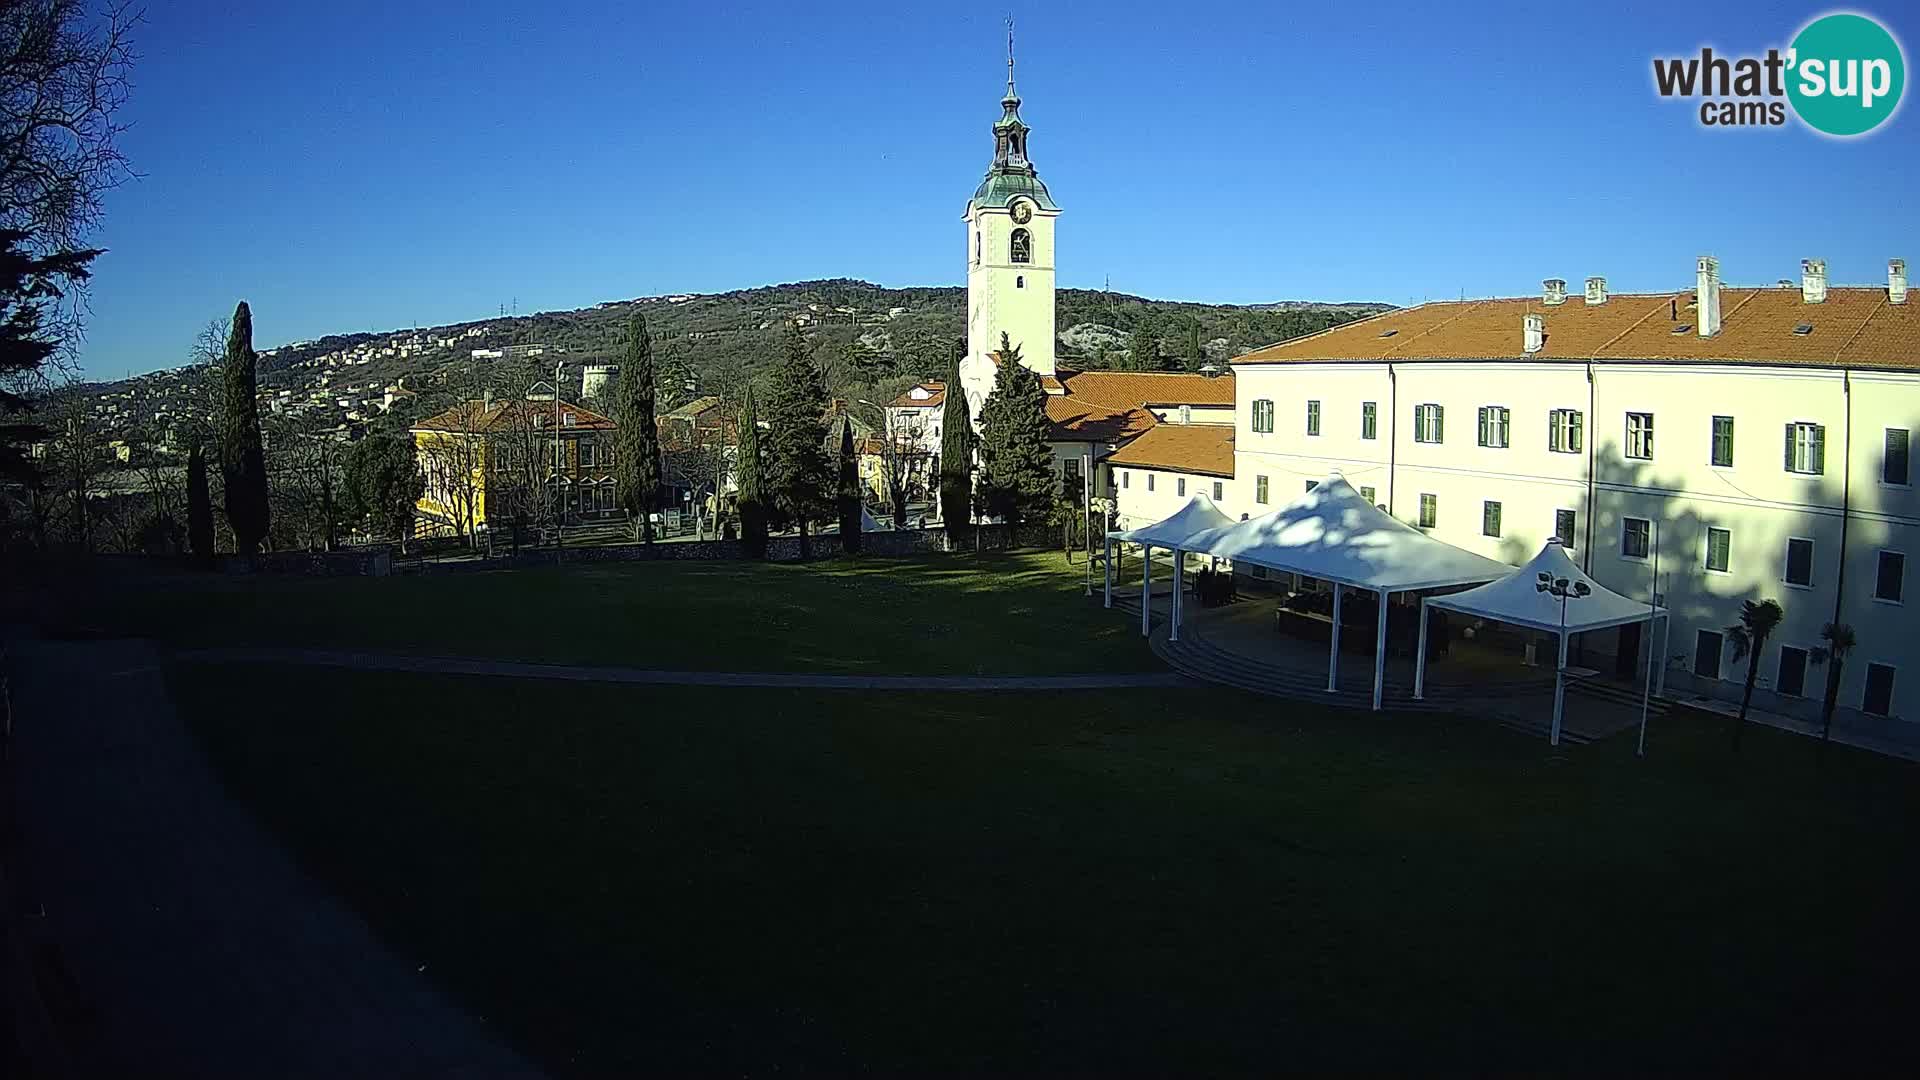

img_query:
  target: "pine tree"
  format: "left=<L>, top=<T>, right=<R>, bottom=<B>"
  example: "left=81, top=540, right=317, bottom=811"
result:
left=763, top=324, right=834, bottom=558
left=613, top=313, right=664, bottom=542
left=219, top=302, right=270, bottom=554
left=735, top=383, right=768, bottom=559
left=938, top=348, right=973, bottom=539
left=837, top=422, right=860, bottom=554
left=976, top=333, right=1057, bottom=530
left=186, top=439, right=214, bottom=561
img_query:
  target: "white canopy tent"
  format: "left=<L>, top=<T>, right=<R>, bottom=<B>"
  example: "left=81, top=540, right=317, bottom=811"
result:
left=1419, top=539, right=1667, bottom=745
left=1103, top=494, right=1237, bottom=642
left=1176, top=474, right=1514, bottom=710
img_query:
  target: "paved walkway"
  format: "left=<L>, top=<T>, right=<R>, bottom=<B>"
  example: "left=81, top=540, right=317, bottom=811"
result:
left=6, top=637, right=541, bottom=1077
left=180, top=647, right=1192, bottom=690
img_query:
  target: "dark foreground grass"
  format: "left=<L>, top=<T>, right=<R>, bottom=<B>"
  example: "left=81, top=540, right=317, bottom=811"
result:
left=67, top=550, right=1145, bottom=674
left=176, top=663, right=1918, bottom=1075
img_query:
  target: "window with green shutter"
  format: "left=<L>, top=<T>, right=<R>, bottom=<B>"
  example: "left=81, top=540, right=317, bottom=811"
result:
left=1361, top=402, right=1377, bottom=440
left=1477, top=406, right=1510, bottom=448
left=1886, top=428, right=1911, bottom=485
left=1786, top=422, right=1825, bottom=474
left=1415, top=404, right=1444, bottom=444
left=1482, top=500, right=1501, bottom=537
left=1705, top=527, right=1731, bottom=572
left=1418, top=493, right=1437, bottom=528
left=1550, top=409, right=1583, bottom=453
left=1255, top=475, right=1269, bottom=504
left=1712, top=416, right=1735, bottom=467
left=1306, top=400, right=1321, bottom=436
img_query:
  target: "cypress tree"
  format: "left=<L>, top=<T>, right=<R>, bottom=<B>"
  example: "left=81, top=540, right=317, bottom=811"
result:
left=763, top=324, right=834, bottom=558
left=735, top=383, right=768, bottom=559
left=219, top=302, right=270, bottom=553
left=613, top=313, right=664, bottom=542
left=837, top=421, right=860, bottom=554
left=976, top=333, right=1057, bottom=530
left=938, top=349, right=972, bottom=539
left=186, top=439, right=214, bottom=561
left=1129, top=314, right=1159, bottom=372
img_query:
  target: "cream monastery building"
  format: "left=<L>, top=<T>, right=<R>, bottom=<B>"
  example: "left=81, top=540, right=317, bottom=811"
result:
left=951, top=51, right=1915, bottom=728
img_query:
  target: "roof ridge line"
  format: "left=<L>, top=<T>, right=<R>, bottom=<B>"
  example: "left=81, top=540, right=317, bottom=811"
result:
left=1237, top=305, right=1405, bottom=357
left=1385, top=300, right=1486, bottom=356
left=1830, top=293, right=1888, bottom=365
left=1590, top=293, right=1680, bottom=359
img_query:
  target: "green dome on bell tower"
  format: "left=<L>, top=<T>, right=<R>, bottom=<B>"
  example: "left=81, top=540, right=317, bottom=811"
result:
left=966, top=22, right=1057, bottom=214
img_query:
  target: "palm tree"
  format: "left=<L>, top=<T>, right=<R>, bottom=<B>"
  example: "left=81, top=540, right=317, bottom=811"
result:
left=1808, top=621, right=1857, bottom=746
left=1726, top=598, right=1785, bottom=751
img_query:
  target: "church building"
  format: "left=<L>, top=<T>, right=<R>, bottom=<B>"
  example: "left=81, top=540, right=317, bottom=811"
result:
left=954, top=36, right=1235, bottom=508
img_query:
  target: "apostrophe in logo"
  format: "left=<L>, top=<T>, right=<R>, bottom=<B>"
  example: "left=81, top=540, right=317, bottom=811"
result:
left=1651, top=11, right=1906, bottom=137
left=1787, top=13, right=1904, bottom=136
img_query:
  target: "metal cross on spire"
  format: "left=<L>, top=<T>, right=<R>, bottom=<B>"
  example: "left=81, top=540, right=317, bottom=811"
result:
left=1005, top=16, right=1017, bottom=101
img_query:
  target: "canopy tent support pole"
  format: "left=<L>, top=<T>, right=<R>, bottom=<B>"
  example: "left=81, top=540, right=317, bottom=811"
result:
left=1654, top=613, right=1668, bottom=696
left=1550, top=626, right=1569, bottom=747
left=1140, top=543, right=1152, bottom=638
left=1414, top=598, right=1430, bottom=700
left=1170, top=549, right=1185, bottom=643
left=1637, top=613, right=1657, bottom=758
left=1327, top=582, right=1343, bottom=693
left=1102, top=536, right=1113, bottom=608
left=1371, top=588, right=1388, bottom=711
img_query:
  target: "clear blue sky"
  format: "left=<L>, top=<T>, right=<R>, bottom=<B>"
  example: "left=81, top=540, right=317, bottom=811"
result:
left=79, top=0, right=1918, bottom=379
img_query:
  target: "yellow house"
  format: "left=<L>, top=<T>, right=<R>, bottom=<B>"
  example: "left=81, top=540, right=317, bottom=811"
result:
left=410, top=394, right=619, bottom=537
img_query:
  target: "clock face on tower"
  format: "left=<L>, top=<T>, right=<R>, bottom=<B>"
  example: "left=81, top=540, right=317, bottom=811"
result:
left=1009, top=200, right=1033, bottom=224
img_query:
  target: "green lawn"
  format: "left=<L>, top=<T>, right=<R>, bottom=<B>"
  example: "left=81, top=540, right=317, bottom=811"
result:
left=72, top=550, right=1147, bottom=674
left=176, top=663, right=1919, bottom=1075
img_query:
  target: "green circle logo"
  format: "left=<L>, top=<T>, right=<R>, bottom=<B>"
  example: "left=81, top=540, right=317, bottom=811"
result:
left=1787, top=13, right=1905, bottom=136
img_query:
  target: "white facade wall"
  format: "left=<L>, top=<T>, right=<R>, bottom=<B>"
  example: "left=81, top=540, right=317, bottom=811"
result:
left=886, top=403, right=944, bottom=459
left=1146, top=403, right=1235, bottom=425
left=1111, top=465, right=1238, bottom=532
left=1230, top=358, right=1918, bottom=726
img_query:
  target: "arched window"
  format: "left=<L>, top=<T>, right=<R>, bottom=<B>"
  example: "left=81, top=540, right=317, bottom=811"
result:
left=1010, top=228, right=1031, bottom=264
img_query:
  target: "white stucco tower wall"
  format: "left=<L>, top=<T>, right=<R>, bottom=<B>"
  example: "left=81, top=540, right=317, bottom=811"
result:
left=966, top=199, right=1058, bottom=378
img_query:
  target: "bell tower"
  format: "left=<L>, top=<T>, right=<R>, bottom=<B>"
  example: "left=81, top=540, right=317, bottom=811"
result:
left=961, top=22, right=1059, bottom=416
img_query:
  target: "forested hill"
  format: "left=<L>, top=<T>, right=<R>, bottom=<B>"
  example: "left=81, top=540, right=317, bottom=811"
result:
left=82, top=280, right=1389, bottom=439
left=257, top=279, right=1387, bottom=387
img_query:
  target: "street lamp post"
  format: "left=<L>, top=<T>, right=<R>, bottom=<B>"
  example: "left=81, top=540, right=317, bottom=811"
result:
left=1535, top=571, right=1591, bottom=747
left=1082, top=450, right=1093, bottom=596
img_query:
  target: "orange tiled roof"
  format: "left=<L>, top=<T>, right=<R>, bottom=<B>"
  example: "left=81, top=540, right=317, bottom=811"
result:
left=886, top=381, right=947, bottom=409
left=413, top=398, right=616, bottom=434
left=663, top=395, right=725, bottom=420
left=1235, top=286, right=1920, bottom=369
left=1103, top=423, right=1236, bottom=478
left=1055, top=369, right=1237, bottom=409
left=1044, top=396, right=1157, bottom=443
